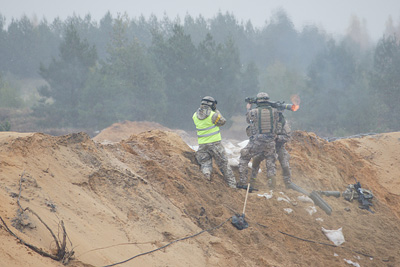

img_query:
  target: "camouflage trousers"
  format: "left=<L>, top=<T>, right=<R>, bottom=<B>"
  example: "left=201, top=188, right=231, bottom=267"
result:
left=238, top=135, right=277, bottom=184
left=252, top=141, right=291, bottom=182
left=195, top=141, right=236, bottom=188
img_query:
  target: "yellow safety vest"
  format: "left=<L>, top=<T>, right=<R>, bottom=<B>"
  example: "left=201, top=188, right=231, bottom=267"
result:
left=192, top=111, right=222, bottom=144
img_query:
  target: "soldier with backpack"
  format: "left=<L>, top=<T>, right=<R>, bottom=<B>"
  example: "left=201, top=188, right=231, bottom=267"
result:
left=237, top=92, right=279, bottom=190
left=251, top=108, right=293, bottom=188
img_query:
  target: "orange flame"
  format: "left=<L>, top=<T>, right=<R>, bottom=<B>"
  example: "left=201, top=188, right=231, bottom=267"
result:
left=290, top=94, right=300, bottom=111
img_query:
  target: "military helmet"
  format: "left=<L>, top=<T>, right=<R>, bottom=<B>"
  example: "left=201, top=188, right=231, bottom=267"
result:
left=256, top=92, right=269, bottom=103
left=201, top=96, right=217, bottom=106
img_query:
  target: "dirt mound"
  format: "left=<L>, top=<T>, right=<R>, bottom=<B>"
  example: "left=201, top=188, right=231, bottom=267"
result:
left=0, top=129, right=399, bottom=266
left=92, top=120, right=172, bottom=143
left=92, top=120, right=196, bottom=150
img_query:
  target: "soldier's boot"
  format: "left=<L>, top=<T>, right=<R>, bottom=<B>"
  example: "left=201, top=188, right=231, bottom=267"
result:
left=236, top=181, right=247, bottom=189
left=227, top=176, right=237, bottom=189
left=222, top=168, right=237, bottom=189
left=250, top=169, right=258, bottom=180
left=267, top=176, right=276, bottom=189
left=203, top=171, right=211, bottom=181
left=250, top=178, right=258, bottom=191
left=283, top=176, right=292, bottom=189
left=237, top=171, right=248, bottom=188
left=247, top=168, right=260, bottom=190
left=228, top=182, right=237, bottom=189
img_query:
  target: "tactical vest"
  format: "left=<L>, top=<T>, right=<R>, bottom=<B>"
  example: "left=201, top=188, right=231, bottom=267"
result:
left=257, top=105, right=275, bottom=134
left=192, top=111, right=222, bottom=144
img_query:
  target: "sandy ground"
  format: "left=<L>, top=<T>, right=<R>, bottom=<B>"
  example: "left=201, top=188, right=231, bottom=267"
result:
left=0, top=121, right=399, bottom=267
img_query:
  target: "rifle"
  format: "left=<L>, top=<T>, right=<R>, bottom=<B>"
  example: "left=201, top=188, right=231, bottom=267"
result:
left=236, top=183, right=258, bottom=193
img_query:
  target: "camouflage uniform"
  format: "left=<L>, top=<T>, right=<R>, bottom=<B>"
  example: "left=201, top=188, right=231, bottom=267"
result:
left=238, top=95, right=279, bottom=189
left=195, top=141, right=236, bottom=188
left=252, top=112, right=292, bottom=187
left=193, top=100, right=236, bottom=188
left=239, top=134, right=277, bottom=182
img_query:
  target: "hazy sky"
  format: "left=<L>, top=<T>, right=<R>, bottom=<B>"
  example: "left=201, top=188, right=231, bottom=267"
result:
left=1, top=0, right=400, bottom=41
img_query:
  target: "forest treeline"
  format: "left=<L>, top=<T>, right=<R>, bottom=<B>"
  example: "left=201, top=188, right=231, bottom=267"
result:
left=0, top=10, right=400, bottom=136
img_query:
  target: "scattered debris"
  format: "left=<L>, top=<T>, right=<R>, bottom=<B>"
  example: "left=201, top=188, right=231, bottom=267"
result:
left=306, top=206, right=317, bottom=215
left=277, top=197, right=291, bottom=203
left=257, top=191, right=273, bottom=199
left=45, top=200, right=57, bottom=212
left=284, top=208, right=293, bottom=214
left=343, top=258, right=360, bottom=267
left=322, top=227, right=345, bottom=246
left=278, top=192, right=298, bottom=206
left=287, top=183, right=333, bottom=215
left=343, top=178, right=374, bottom=213
left=297, top=195, right=314, bottom=203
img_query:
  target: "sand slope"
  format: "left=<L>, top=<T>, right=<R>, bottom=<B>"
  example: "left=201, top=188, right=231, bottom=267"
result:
left=0, top=123, right=399, bottom=267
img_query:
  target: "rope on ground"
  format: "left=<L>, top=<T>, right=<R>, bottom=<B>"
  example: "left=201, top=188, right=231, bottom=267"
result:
left=278, top=230, right=374, bottom=258
left=100, top=216, right=232, bottom=267
left=78, top=241, right=155, bottom=257
left=98, top=210, right=375, bottom=266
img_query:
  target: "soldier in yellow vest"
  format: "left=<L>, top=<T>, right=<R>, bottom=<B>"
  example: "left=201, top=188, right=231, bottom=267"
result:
left=192, top=96, right=236, bottom=188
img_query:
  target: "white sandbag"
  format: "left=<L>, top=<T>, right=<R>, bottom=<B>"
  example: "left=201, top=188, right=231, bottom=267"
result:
left=322, top=227, right=345, bottom=246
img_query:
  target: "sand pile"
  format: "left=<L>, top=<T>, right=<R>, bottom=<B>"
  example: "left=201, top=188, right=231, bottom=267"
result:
left=0, top=123, right=399, bottom=266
